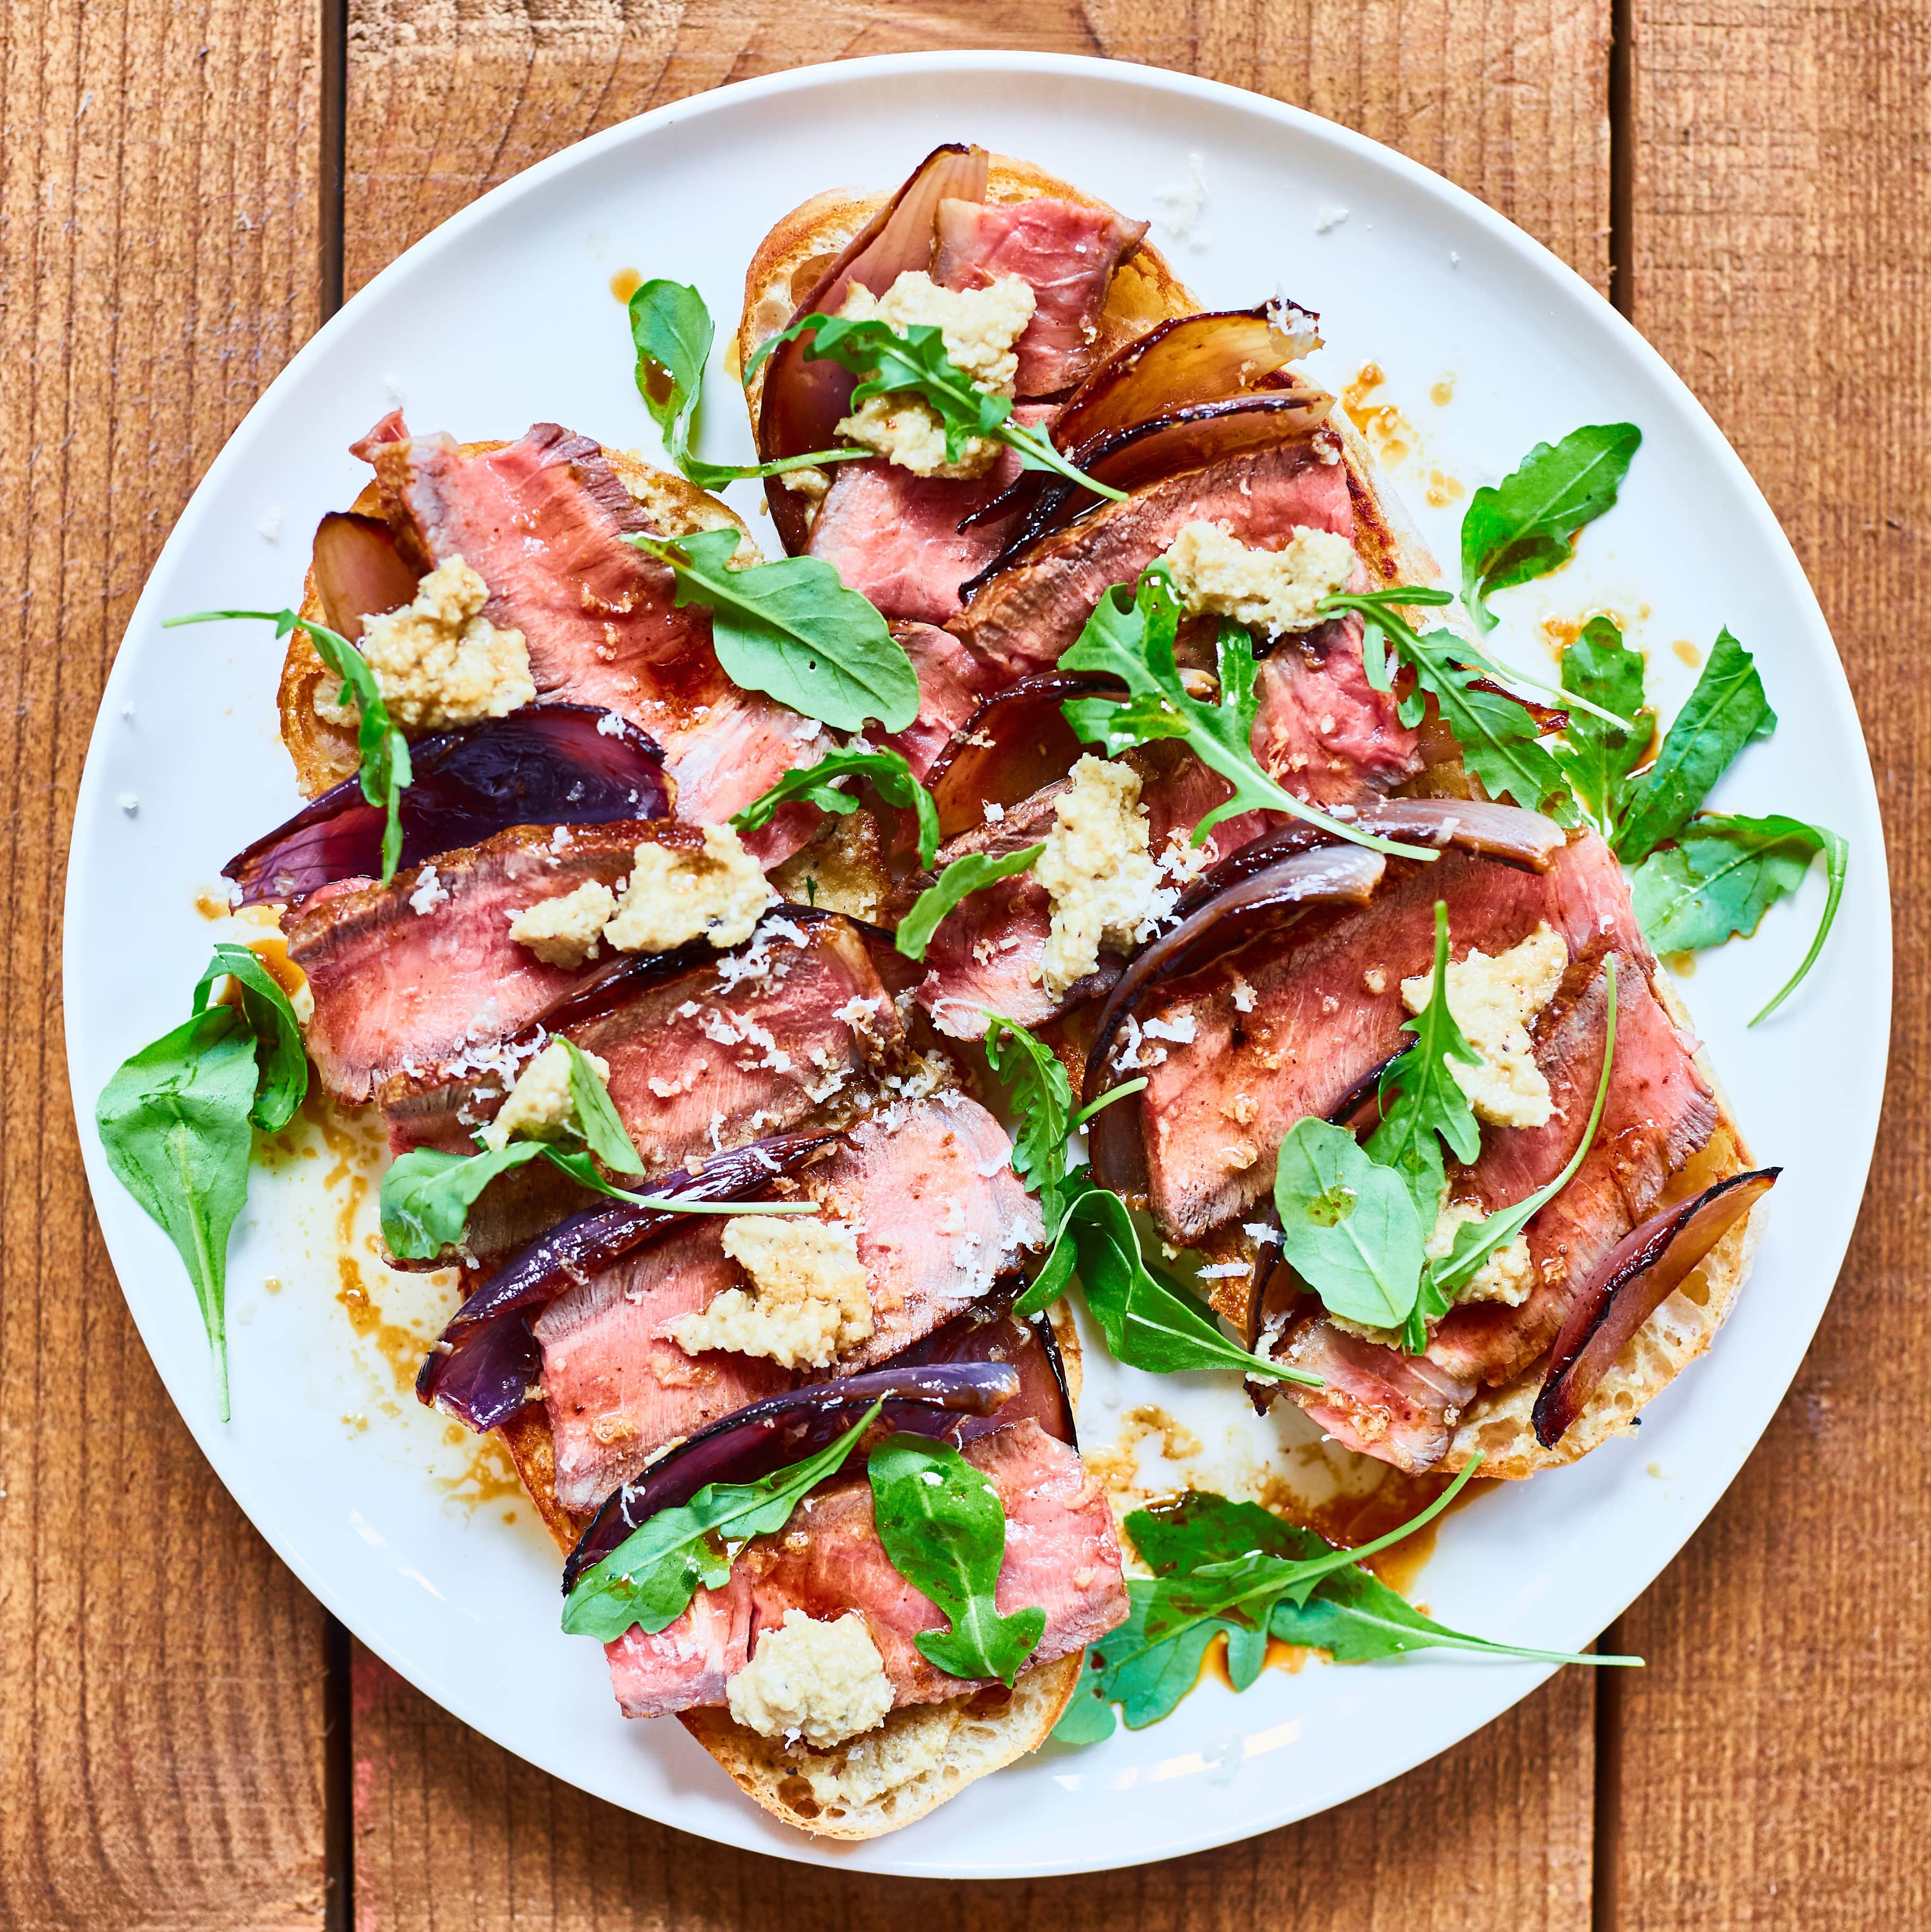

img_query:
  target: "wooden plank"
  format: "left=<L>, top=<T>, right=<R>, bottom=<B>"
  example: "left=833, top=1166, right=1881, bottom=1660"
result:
left=1610, top=2, right=1931, bottom=1927
left=0, top=0, right=330, bottom=1925
left=351, top=1641, right=1593, bottom=1929
left=343, top=0, right=1610, bottom=296
left=339, top=4, right=1608, bottom=1922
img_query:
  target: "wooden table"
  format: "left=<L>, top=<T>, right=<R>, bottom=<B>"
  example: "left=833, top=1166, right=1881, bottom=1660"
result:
left=2, top=2, right=1920, bottom=1925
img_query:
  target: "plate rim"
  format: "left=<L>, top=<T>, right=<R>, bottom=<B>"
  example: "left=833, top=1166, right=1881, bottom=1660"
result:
left=61, top=46, right=1893, bottom=1877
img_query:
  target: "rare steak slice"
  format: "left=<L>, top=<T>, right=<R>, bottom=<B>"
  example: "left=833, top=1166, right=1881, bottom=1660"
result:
left=604, top=1420, right=1125, bottom=1718
left=536, top=1090, right=1043, bottom=1511
left=932, top=195, right=1148, bottom=396
left=287, top=820, right=668, bottom=1104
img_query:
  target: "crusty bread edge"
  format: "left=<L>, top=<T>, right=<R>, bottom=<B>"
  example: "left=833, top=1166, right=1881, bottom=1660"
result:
left=276, top=447, right=753, bottom=803
left=736, top=153, right=1199, bottom=435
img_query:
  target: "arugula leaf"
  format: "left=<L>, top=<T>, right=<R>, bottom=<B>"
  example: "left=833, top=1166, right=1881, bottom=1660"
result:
left=193, top=943, right=308, bottom=1132
left=753, top=311, right=1126, bottom=502
left=96, top=945, right=318, bottom=1419
left=1554, top=615, right=1653, bottom=832
left=981, top=1013, right=1075, bottom=1216
left=166, top=608, right=413, bottom=880
left=1614, top=629, right=1776, bottom=863
left=562, top=1040, right=644, bottom=1175
left=1391, top=626, right=1576, bottom=820
left=1054, top=1580, right=1232, bottom=1737
left=1460, top=423, right=1642, bottom=632
left=1030, top=1180, right=1322, bottom=1387
left=868, top=1434, right=1046, bottom=1684
left=1426, top=959, right=1618, bottom=1301
left=731, top=746, right=941, bottom=868
left=629, top=278, right=862, bottom=490
left=1329, top=584, right=1630, bottom=733
left=380, top=1140, right=552, bottom=1259
left=563, top=1401, right=883, bottom=1640
left=96, top=1007, right=257, bottom=1421
left=1141, top=1460, right=1481, bottom=1640
left=1270, top=1561, right=1638, bottom=1667
left=1059, top=573, right=1438, bottom=860
left=1272, top=1118, right=1426, bottom=1330
left=1364, top=903, right=1482, bottom=1217
left=1632, top=812, right=1847, bottom=1024
left=895, top=844, right=1044, bottom=963
left=630, top=526, right=919, bottom=734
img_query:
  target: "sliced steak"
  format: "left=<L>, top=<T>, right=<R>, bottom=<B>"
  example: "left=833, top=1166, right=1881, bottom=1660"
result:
left=1136, top=834, right=1648, bottom=1243
left=537, top=1090, right=1044, bottom=1511
left=949, top=436, right=1353, bottom=684
left=356, top=418, right=813, bottom=829
left=604, top=1419, right=1126, bottom=1718
left=287, top=820, right=665, bottom=1104
left=880, top=622, right=987, bottom=782
left=933, top=196, right=1148, bottom=396
left=801, top=405, right=1055, bottom=626
left=1274, top=948, right=1717, bottom=1470
left=1252, top=620, right=1422, bottom=804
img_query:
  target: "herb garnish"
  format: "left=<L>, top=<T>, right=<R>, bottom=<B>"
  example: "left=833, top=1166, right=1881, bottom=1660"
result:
left=748, top=311, right=1125, bottom=502
left=1612, top=628, right=1777, bottom=864
left=977, top=1014, right=1320, bottom=1388
left=732, top=745, right=942, bottom=868
left=95, top=944, right=310, bottom=1419
left=629, top=528, right=919, bottom=734
left=1057, top=569, right=1438, bottom=860
left=895, top=845, right=1045, bottom=963
left=1633, top=812, right=1848, bottom=1024
left=378, top=1040, right=813, bottom=1259
left=1055, top=1477, right=1638, bottom=1742
left=628, top=278, right=865, bottom=490
left=1273, top=932, right=1619, bottom=1353
left=169, top=609, right=413, bottom=880
left=869, top=1434, right=1046, bottom=1684
left=562, top=1401, right=884, bottom=1640
left=1460, top=422, right=1643, bottom=633
left=1553, top=615, right=1653, bottom=833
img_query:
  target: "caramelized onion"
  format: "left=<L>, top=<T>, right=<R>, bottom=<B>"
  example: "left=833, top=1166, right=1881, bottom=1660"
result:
left=560, top=1280, right=1073, bottom=1588
left=759, top=144, right=990, bottom=552
left=416, top=1134, right=839, bottom=1433
left=1171, top=798, right=1566, bottom=923
left=1532, top=1168, right=1779, bottom=1447
left=310, top=511, right=419, bottom=641
left=223, top=705, right=671, bottom=906
left=959, top=393, right=1335, bottom=596
left=924, top=673, right=1119, bottom=837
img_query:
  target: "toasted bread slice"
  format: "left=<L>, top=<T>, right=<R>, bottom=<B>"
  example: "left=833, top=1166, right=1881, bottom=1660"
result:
left=736, top=153, right=1198, bottom=433
left=276, top=447, right=754, bottom=801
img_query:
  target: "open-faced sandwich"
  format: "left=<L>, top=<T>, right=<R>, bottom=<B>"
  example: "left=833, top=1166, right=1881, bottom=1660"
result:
left=100, top=142, right=1843, bottom=1840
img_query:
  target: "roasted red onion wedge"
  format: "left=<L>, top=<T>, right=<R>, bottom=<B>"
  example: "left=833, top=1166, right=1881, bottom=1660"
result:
left=417, top=1134, right=839, bottom=1433
left=1171, top=798, right=1565, bottom=923
left=1052, top=305, right=1322, bottom=452
left=560, top=1281, right=1072, bottom=1588
left=1532, top=1167, right=1779, bottom=1448
left=925, top=673, right=1120, bottom=837
left=310, top=511, right=419, bottom=641
left=224, top=705, right=671, bottom=906
left=760, top=143, right=990, bottom=552
left=960, top=393, right=1336, bottom=597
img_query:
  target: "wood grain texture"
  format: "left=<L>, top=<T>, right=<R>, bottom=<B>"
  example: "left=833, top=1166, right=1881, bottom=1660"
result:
left=0, top=0, right=330, bottom=1925
left=350, top=1640, right=1592, bottom=1930
left=342, top=0, right=1611, bottom=297
left=1610, top=2, right=1930, bottom=1927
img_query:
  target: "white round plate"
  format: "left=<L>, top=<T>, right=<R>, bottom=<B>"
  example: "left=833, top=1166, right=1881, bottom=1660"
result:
left=65, top=51, right=1889, bottom=1877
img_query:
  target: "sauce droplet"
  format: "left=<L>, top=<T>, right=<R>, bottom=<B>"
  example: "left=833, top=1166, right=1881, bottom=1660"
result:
left=610, top=267, right=642, bottom=304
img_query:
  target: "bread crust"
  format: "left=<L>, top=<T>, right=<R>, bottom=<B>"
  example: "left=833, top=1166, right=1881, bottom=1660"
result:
left=276, top=445, right=753, bottom=801
left=736, top=152, right=1198, bottom=436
